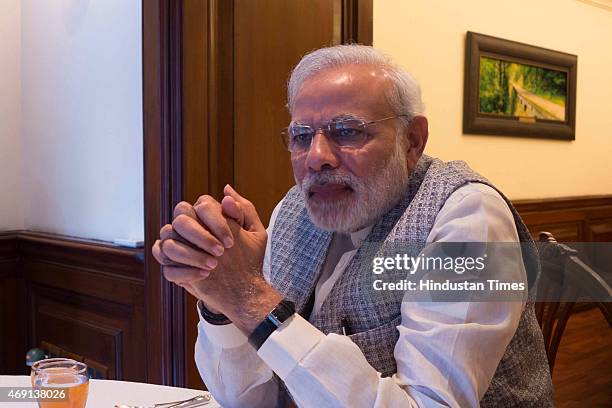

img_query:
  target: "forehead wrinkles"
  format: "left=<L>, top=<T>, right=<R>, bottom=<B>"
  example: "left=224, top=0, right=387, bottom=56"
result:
left=292, top=66, right=393, bottom=124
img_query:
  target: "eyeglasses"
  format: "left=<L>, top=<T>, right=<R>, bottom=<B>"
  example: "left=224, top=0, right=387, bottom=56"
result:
left=280, top=115, right=409, bottom=153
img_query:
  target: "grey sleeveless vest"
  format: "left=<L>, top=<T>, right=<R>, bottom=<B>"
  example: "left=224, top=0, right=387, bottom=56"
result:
left=270, top=155, right=553, bottom=407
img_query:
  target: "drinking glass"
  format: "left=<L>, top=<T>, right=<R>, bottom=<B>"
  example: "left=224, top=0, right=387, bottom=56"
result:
left=31, top=358, right=89, bottom=408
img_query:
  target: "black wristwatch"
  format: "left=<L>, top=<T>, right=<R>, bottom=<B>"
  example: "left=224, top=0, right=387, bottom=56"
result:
left=248, top=299, right=295, bottom=350
left=197, top=301, right=232, bottom=325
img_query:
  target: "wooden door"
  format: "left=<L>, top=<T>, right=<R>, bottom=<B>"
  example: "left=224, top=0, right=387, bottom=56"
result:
left=233, top=0, right=341, bottom=222
left=181, top=0, right=372, bottom=389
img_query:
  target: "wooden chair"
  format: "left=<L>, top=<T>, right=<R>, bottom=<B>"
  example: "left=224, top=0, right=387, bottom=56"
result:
left=535, top=232, right=612, bottom=375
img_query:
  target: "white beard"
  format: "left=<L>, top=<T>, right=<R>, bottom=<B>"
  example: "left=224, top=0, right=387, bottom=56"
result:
left=298, top=138, right=410, bottom=233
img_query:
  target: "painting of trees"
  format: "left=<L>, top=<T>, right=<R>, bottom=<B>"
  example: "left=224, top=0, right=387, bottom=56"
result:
left=479, top=56, right=567, bottom=118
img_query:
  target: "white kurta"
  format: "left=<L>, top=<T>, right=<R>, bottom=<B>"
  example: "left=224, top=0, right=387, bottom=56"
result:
left=195, top=183, right=527, bottom=408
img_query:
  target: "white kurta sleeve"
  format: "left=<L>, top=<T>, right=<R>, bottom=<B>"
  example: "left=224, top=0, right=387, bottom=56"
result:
left=196, top=184, right=526, bottom=407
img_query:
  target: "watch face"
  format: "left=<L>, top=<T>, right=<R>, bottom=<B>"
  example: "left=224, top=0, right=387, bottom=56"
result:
left=248, top=300, right=296, bottom=350
left=270, top=300, right=295, bottom=327
left=268, top=314, right=283, bottom=328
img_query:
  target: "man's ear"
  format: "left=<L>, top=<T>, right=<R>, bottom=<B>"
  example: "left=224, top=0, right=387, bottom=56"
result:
left=404, top=116, right=428, bottom=169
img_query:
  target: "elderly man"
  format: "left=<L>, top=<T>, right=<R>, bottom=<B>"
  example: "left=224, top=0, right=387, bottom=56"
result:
left=153, top=45, right=552, bottom=407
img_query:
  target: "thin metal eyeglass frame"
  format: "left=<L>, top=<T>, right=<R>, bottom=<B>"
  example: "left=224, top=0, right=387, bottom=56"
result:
left=280, top=114, right=410, bottom=153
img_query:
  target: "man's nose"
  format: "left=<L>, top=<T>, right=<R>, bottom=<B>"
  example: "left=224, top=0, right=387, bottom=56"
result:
left=304, top=132, right=340, bottom=172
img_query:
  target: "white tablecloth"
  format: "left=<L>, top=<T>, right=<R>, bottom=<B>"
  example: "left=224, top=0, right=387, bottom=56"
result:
left=0, top=375, right=221, bottom=408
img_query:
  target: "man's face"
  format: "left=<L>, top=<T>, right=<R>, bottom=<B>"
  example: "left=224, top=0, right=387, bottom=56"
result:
left=290, top=64, right=411, bottom=233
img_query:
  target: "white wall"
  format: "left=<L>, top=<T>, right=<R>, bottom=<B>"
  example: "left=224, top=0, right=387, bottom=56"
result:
left=375, top=0, right=612, bottom=199
left=20, top=0, right=143, bottom=242
left=0, top=0, right=24, bottom=230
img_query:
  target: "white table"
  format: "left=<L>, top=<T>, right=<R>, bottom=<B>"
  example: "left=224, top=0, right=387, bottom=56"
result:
left=0, top=375, right=221, bottom=408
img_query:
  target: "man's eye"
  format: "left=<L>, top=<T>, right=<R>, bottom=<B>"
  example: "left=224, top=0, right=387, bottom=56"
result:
left=335, top=128, right=361, bottom=138
left=331, top=124, right=364, bottom=141
left=291, top=132, right=312, bottom=146
left=330, top=120, right=365, bottom=141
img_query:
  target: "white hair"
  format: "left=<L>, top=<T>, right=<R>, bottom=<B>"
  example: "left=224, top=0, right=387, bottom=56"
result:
left=287, top=44, right=425, bottom=125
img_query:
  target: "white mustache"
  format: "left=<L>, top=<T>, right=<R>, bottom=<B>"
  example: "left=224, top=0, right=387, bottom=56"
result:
left=301, top=171, right=359, bottom=194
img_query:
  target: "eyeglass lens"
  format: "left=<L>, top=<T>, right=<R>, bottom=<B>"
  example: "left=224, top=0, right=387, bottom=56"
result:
left=288, top=119, right=367, bottom=152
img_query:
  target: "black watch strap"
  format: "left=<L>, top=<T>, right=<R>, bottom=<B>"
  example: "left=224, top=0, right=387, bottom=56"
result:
left=248, top=299, right=295, bottom=350
left=197, top=301, right=232, bottom=325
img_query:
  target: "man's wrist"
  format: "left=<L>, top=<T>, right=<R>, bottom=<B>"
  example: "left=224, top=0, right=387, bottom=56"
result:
left=229, top=281, right=283, bottom=334
left=197, top=300, right=232, bottom=325
left=248, top=299, right=296, bottom=350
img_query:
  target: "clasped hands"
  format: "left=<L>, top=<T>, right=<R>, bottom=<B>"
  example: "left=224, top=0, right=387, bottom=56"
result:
left=152, top=185, right=282, bottom=334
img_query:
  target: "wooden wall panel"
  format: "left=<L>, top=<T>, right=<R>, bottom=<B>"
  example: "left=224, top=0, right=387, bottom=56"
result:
left=0, top=232, right=145, bottom=380
left=0, top=266, right=20, bottom=373
left=588, top=218, right=612, bottom=242
left=515, top=195, right=612, bottom=276
left=0, top=233, right=19, bottom=262
left=525, top=221, right=583, bottom=242
left=32, top=286, right=127, bottom=380
left=515, top=196, right=612, bottom=243
left=0, top=233, right=25, bottom=374
left=587, top=218, right=612, bottom=274
left=21, top=233, right=145, bottom=381
left=18, top=233, right=144, bottom=280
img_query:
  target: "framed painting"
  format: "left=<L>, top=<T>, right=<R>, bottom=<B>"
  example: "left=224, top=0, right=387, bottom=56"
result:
left=463, top=32, right=577, bottom=140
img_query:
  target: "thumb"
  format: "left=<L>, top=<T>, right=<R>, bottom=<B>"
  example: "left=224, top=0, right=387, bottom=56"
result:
left=221, top=195, right=245, bottom=227
left=223, top=184, right=265, bottom=233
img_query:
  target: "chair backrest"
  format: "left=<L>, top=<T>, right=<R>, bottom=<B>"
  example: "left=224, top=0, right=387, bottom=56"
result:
left=535, top=232, right=612, bottom=375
